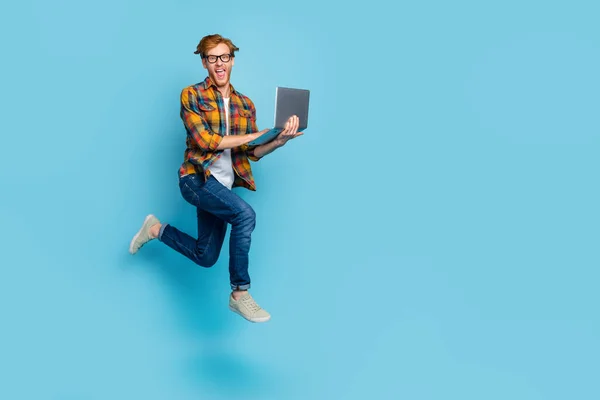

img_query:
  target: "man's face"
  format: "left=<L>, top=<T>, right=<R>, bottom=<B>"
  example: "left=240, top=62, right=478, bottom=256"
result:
left=202, top=43, right=235, bottom=88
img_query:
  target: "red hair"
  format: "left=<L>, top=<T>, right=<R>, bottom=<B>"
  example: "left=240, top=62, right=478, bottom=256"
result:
left=194, top=34, right=239, bottom=57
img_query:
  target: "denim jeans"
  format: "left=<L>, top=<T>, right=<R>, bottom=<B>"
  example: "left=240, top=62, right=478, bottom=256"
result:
left=158, top=173, right=256, bottom=290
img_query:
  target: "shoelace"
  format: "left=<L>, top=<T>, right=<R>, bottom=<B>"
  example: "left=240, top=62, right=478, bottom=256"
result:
left=242, top=295, right=262, bottom=313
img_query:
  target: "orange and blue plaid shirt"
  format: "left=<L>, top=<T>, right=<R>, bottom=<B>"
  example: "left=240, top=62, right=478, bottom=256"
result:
left=179, top=76, right=262, bottom=191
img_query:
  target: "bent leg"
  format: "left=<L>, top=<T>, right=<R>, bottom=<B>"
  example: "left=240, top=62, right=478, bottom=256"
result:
left=159, top=174, right=256, bottom=290
left=159, top=174, right=227, bottom=267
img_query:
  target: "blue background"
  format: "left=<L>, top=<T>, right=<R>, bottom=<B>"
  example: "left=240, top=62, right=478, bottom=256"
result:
left=1, top=0, right=599, bottom=399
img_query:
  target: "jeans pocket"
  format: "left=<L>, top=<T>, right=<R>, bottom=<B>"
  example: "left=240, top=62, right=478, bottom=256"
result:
left=179, top=174, right=204, bottom=206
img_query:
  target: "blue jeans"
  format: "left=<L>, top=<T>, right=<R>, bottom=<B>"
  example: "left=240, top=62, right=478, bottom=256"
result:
left=158, top=174, right=256, bottom=291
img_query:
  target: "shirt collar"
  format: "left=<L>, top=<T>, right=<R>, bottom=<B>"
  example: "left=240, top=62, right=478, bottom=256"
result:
left=201, top=76, right=238, bottom=97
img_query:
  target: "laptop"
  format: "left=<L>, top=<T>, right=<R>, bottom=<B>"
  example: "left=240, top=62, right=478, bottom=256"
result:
left=248, top=86, right=310, bottom=146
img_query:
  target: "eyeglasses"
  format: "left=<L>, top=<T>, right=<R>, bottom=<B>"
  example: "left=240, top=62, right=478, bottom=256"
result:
left=203, top=53, right=233, bottom=63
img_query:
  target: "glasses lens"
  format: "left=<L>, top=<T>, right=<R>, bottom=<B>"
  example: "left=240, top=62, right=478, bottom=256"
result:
left=207, top=55, right=217, bottom=63
left=221, top=54, right=230, bottom=62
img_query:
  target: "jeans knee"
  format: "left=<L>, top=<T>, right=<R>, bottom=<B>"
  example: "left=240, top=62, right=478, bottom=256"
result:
left=235, top=206, right=256, bottom=232
left=204, top=253, right=219, bottom=268
left=194, top=247, right=218, bottom=268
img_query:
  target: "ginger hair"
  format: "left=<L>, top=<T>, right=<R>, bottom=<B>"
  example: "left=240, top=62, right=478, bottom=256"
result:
left=194, top=34, right=239, bottom=58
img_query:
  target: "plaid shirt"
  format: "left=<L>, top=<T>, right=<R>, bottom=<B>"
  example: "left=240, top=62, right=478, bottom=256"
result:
left=179, top=76, right=261, bottom=191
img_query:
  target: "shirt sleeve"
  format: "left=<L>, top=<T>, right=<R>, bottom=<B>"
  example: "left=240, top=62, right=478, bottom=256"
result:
left=244, top=101, right=263, bottom=162
left=180, top=88, right=223, bottom=151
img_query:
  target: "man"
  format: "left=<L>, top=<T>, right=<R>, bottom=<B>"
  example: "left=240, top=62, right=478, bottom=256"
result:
left=129, top=34, right=302, bottom=323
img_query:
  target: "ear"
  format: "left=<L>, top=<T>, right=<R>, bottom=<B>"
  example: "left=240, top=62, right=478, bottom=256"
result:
left=231, top=56, right=235, bottom=68
left=201, top=57, right=208, bottom=70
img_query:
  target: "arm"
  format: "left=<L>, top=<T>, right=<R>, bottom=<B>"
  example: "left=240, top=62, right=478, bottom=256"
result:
left=251, top=137, right=284, bottom=158
left=245, top=112, right=302, bottom=161
left=218, top=132, right=267, bottom=150
left=181, top=88, right=266, bottom=151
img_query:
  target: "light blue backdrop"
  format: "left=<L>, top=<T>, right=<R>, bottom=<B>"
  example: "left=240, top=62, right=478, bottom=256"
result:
left=1, top=0, right=598, bottom=399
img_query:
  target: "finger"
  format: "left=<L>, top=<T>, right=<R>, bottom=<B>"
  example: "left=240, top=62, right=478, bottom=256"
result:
left=287, top=115, right=296, bottom=134
left=280, top=122, right=289, bottom=136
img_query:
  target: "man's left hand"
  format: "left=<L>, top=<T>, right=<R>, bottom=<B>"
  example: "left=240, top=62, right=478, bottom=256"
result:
left=273, top=115, right=303, bottom=147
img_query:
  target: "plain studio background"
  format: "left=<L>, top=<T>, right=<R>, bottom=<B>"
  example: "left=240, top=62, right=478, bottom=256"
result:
left=0, top=0, right=598, bottom=399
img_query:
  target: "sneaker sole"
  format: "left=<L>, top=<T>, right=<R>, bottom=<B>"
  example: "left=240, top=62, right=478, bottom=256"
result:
left=129, top=214, right=154, bottom=254
left=229, top=305, right=271, bottom=323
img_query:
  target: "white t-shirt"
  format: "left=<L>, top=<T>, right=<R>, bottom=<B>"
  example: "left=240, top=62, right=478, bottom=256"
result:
left=208, top=97, right=235, bottom=189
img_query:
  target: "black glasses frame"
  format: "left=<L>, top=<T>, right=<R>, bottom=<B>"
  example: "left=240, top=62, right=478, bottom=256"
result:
left=203, top=53, right=233, bottom=63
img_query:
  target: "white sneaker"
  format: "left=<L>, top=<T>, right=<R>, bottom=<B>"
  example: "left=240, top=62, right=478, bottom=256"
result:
left=229, top=292, right=271, bottom=323
left=129, top=214, right=160, bottom=254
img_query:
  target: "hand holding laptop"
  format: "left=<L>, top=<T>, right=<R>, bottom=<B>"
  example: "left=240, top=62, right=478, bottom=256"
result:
left=273, top=115, right=303, bottom=146
left=248, top=87, right=310, bottom=146
left=247, top=116, right=301, bottom=147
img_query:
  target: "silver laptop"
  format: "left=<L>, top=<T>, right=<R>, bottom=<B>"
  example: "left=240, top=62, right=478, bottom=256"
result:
left=248, top=86, right=310, bottom=146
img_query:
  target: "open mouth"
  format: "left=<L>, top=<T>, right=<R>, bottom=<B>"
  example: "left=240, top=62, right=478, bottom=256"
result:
left=215, top=68, right=226, bottom=80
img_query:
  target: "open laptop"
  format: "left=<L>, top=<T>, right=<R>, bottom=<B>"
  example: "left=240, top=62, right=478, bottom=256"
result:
left=248, top=86, right=310, bottom=146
